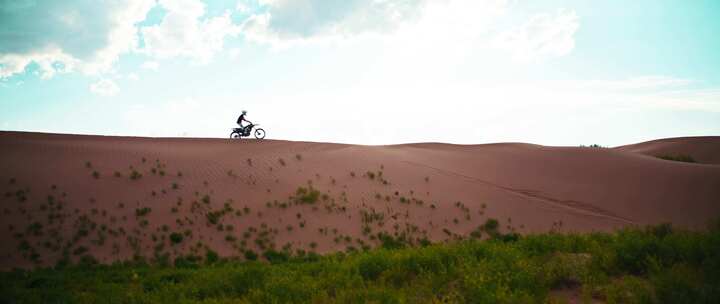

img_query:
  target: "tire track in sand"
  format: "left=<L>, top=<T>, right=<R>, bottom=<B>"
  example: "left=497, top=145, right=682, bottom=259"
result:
left=402, top=160, right=637, bottom=225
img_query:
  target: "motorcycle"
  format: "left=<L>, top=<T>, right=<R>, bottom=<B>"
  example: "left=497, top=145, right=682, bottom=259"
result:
left=230, top=123, right=266, bottom=139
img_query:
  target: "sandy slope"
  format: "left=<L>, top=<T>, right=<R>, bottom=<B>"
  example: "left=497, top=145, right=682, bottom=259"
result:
left=1, top=132, right=719, bottom=269
left=615, top=136, right=720, bottom=164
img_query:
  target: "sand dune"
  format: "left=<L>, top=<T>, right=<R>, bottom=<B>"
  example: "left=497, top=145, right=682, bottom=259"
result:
left=1, top=132, right=719, bottom=269
left=614, top=136, right=720, bottom=164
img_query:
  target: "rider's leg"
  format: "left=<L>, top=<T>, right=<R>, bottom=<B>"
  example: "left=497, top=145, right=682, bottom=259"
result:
left=237, top=124, right=245, bottom=136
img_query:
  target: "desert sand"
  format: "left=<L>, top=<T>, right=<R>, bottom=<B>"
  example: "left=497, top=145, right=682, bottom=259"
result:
left=1, top=131, right=719, bottom=269
left=615, top=136, right=720, bottom=164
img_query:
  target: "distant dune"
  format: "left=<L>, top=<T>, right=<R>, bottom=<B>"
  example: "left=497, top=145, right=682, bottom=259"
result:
left=614, top=136, right=720, bottom=164
left=1, top=131, right=719, bottom=269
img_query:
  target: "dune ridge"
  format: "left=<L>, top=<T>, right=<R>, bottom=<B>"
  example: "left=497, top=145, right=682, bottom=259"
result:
left=614, top=136, right=720, bottom=164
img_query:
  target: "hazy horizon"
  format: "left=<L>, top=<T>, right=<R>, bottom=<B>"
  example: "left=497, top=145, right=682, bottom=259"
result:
left=2, top=0, right=719, bottom=146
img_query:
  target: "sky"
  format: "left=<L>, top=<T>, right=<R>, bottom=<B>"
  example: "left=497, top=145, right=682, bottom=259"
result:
left=1, top=0, right=719, bottom=146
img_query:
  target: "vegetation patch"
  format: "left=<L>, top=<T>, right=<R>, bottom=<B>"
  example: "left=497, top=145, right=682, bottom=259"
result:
left=2, top=223, right=720, bottom=304
left=294, top=187, right=320, bottom=204
left=135, top=207, right=152, bottom=217
left=169, top=232, right=184, bottom=245
left=130, top=170, right=142, bottom=180
left=656, top=154, right=696, bottom=163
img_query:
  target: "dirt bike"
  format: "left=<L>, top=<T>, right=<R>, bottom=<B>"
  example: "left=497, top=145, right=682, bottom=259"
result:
left=230, top=123, right=266, bottom=139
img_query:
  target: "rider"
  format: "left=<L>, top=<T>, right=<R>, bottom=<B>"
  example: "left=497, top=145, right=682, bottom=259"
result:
left=237, top=110, right=252, bottom=135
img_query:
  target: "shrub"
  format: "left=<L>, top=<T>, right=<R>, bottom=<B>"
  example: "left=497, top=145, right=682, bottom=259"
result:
left=174, top=255, right=201, bottom=268
left=130, top=170, right=142, bottom=180
left=604, top=276, right=655, bottom=304
left=231, top=267, right=266, bottom=296
left=295, top=187, right=320, bottom=204
left=73, top=246, right=88, bottom=255
left=358, top=254, right=391, bottom=280
left=206, top=211, right=222, bottom=225
left=244, top=250, right=258, bottom=261
left=205, top=249, right=220, bottom=265
left=652, top=264, right=709, bottom=303
left=649, top=222, right=673, bottom=239
left=499, top=233, right=520, bottom=242
left=263, top=249, right=289, bottom=264
left=169, top=232, right=183, bottom=245
left=613, top=229, right=661, bottom=274
left=377, top=233, right=406, bottom=250
left=482, top=218, right=500, bottom=235
left=135, top=207, right=151, bottom=217
left=78, top=255, right=98, bottom=267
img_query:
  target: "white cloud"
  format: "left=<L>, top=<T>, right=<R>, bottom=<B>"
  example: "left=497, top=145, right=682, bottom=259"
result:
left=241, top=0, right=579, bottom=68
left=0, top=0, right=155, bottom=79
left=1, top=0, right=246, bottom=79
left=127, top=73, right=139, bottom=80
left=141, top=61, right=160, bottom=70
left=90, top=79, right=120, bottom=96
left=241, top=0, right=428, bottom=45
left=493, top=9, right=580, bottom=62
left=0, top=48, right=78, bottom=79
left=236, top=1, right=250, bottom=13
left=139, top=0, right=242, bottom=63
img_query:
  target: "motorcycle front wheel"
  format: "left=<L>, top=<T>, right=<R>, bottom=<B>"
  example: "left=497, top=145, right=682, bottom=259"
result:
left=254, top=128, right=266, bottom=139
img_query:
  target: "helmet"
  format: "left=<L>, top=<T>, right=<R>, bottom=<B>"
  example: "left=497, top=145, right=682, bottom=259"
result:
left=242, top=110, right=247, bottom=114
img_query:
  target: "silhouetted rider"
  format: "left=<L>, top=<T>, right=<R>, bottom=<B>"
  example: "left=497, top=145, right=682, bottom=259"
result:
left=237, top=110, right=252, bottom=134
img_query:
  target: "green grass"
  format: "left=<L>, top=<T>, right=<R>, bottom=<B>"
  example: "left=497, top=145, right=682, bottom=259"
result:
left=294, top=187, right=320, bottom=204
left=2, top=223, right=719, bottom=303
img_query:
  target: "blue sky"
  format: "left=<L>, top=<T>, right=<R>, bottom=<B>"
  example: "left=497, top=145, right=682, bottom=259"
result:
left=1, top=0, right=719, bottom=145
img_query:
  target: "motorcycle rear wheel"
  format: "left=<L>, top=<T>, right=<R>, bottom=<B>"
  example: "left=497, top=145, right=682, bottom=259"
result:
left=230, top=131, right=241, bottom=139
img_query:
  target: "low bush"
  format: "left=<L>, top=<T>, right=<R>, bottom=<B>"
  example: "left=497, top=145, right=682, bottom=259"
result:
left=295, top=187, right=320, bottom=204
left=135, top=207, right=152, bottom=217
left=244, top=250, right=258, bottom=261
left=169, top=233, right=183, bottom=245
